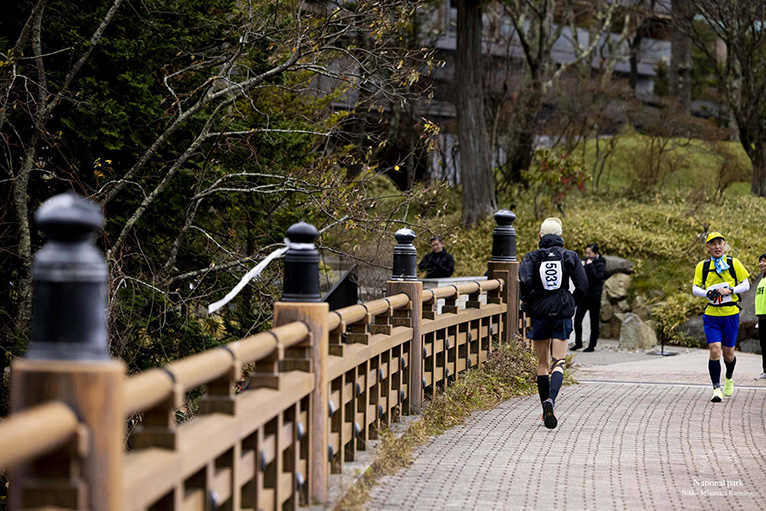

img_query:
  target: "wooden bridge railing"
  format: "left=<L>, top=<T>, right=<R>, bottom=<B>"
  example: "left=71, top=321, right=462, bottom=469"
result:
left=0, top=195, right=520, bottom=511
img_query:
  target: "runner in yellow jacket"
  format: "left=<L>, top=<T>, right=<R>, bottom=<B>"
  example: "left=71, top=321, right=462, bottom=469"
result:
left=692, top=232, right=750, bottom=402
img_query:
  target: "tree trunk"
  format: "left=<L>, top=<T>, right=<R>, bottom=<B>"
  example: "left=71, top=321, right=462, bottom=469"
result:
left=456, top=0, right=496, bottom=226
left=670, top=0, right=692, bottom=114
left=12, top=146, right=37, bottom=338
left=629, top=33, right=643, bottom=95
left=751, top=140, right=766, bottom=197
left=505, top=84, right=542, bottom=184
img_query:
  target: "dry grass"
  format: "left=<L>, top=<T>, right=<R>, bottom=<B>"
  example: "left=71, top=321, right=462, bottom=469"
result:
left=333, top=339, right=572, bottom=511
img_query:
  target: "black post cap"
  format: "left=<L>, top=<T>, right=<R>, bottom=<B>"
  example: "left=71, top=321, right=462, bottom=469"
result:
left=392, top=228, right=417, bottom=281
left=491, top=209, right=517, bottom=262
left=28, top=192, right=110, bottom=360
left=282, top=221, right=321, bottom=302
left=35, top=192, right=104, bottom=242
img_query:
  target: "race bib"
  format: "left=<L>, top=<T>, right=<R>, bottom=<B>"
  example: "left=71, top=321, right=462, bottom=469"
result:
left=539, top=260, right=563, bottom=290
left=707, top=282, right=733, bottom=305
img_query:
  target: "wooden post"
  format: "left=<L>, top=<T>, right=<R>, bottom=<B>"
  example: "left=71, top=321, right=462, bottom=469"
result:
left=10, top=360, right=124, bottom=510
left=387, top=229, right=423, bottom=413
left=273, top=222, right=329, bottom=504
left=10, top=193, right=124, bottom=510
left=487, top=210, right=520, bottom=343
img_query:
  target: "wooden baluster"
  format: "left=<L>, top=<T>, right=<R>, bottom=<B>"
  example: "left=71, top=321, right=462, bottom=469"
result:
left=423, top=292, right=436, bottom=320
left=329, top=318, right=346, bottom=357
left=466, top=285, right=482, bottom=309
left=371, top=305, right=394, bottom=335
left=200, top=347, right=242, bottom=415
left=347, top=313, right=371, bottom=345
left=249, top=339, right=284, bottom=390
left=356, top=360, right=369, bottom=452
left=443, top=288, right=460, bottom=314
left=343, top=368, right=359, bottom=463
left=131, top=375, right=183, bottom=451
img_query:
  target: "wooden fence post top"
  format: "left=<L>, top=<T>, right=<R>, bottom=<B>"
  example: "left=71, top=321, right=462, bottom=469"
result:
left=11, top=192, right=124, bottom=510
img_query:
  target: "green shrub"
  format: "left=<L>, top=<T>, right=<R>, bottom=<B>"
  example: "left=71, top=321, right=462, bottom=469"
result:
left=651, top=293, right=706, bottom=346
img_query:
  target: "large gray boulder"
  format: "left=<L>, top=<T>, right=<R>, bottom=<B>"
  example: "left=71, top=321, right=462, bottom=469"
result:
left=619, top=313, right=658, bottom=350
left=632, top=298, right=651, bottom=321
left=600, top=292, right=613, bottom=322
left=609, top=312, right=626, bottom=339
left=681, top=315, right=705, bottom=343
left=604, top=273, right=631, bottom=302
left=739, top=339, right=762, bottom=354
left=603, top=255, right=634, bottom=277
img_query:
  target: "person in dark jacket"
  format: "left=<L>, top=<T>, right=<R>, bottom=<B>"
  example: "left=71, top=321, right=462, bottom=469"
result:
left=519, top=217, right=588, bottom=429
left=418, top=235, right=455, bottom=278
left=572, top=243, right=606, bottom=352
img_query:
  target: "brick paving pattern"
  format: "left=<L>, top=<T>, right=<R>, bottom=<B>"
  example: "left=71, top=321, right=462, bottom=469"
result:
left=368, top=351, right=766, bottom=511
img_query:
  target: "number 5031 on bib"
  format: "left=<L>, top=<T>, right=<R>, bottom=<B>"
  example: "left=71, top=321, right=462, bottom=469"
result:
left=540, top=261, right=563, bottom=290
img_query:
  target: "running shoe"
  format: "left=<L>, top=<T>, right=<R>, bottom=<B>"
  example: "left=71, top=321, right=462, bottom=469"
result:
left=542, top=398, right=557, bottom=429
left=723, top=378, right=734, bottom=396
left=756, top=373, right=766, bottom=380
left=711, top=387, right=723, bottom=402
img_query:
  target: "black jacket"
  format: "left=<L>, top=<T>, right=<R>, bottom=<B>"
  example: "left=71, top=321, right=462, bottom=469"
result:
left=519, top=234, right=588, bottom=319
left=583, top=255, right=607, bottom=299
left=418, top=250, right=455, bottom=278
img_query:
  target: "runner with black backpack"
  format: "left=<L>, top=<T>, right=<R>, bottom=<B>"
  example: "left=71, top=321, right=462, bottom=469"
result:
left=692, top=232, right=751, bottom=402
left=519, top=217, right=588, bottom=429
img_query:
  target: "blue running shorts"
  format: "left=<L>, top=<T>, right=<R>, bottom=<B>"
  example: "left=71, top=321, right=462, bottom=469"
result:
left=703, top=314, right=739, bottom=348
left=527, top=318, right=573, bottom=341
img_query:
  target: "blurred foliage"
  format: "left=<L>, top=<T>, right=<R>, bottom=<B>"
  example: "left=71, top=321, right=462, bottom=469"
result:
left=523, top=148, right=590, bottom=219
left=578, top=128, right=751, bottom=193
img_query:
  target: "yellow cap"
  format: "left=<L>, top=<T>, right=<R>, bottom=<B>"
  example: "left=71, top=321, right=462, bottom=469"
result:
left=705, top=231, right=725, bottom=244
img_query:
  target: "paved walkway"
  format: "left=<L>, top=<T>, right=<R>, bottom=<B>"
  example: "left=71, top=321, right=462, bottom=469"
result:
left=368, top=344, right=766, bottom=511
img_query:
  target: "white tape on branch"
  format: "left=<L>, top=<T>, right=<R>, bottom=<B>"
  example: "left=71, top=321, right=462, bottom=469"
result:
left=207, top=238, right=315, bottom=315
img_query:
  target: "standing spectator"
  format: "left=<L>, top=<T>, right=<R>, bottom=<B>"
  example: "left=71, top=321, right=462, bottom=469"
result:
left=519, top=217, right=588, bottom=429
left=692, top=232, right=750, bottom=402
left=572, top=243, right=606, bottom=352
left=418, top=235, right=455, bottom=278
left=755, top=254, right=766, bottom=380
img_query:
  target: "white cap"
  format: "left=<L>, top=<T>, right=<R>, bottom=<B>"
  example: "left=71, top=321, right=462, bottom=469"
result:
left=540, top=217, right=562, bottom=236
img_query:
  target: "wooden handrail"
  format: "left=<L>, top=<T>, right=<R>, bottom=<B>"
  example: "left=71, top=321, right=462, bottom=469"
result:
left=0, top=401, right=79, bottom=468
left=421, top=285, right=456, bottom=301
left=455, top=281, right=481, bottom=294
left=327, top=292, right=410, bottom=330
left=421, top=279, right=503, bottom=304
left=123, top=368, right=174, bottom=416
left=123, top=321, right=310, bottom=416
left=480, top=278, right=502, bottom=291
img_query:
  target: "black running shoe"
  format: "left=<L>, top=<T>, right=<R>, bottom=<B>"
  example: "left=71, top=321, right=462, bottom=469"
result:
left=542, top=398, right=557, bottom=429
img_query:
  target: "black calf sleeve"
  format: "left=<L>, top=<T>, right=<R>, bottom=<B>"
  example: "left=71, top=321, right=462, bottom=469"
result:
left=537, top=375, right=550, bottom=403
left=549, top=371, right=564, bottom=405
